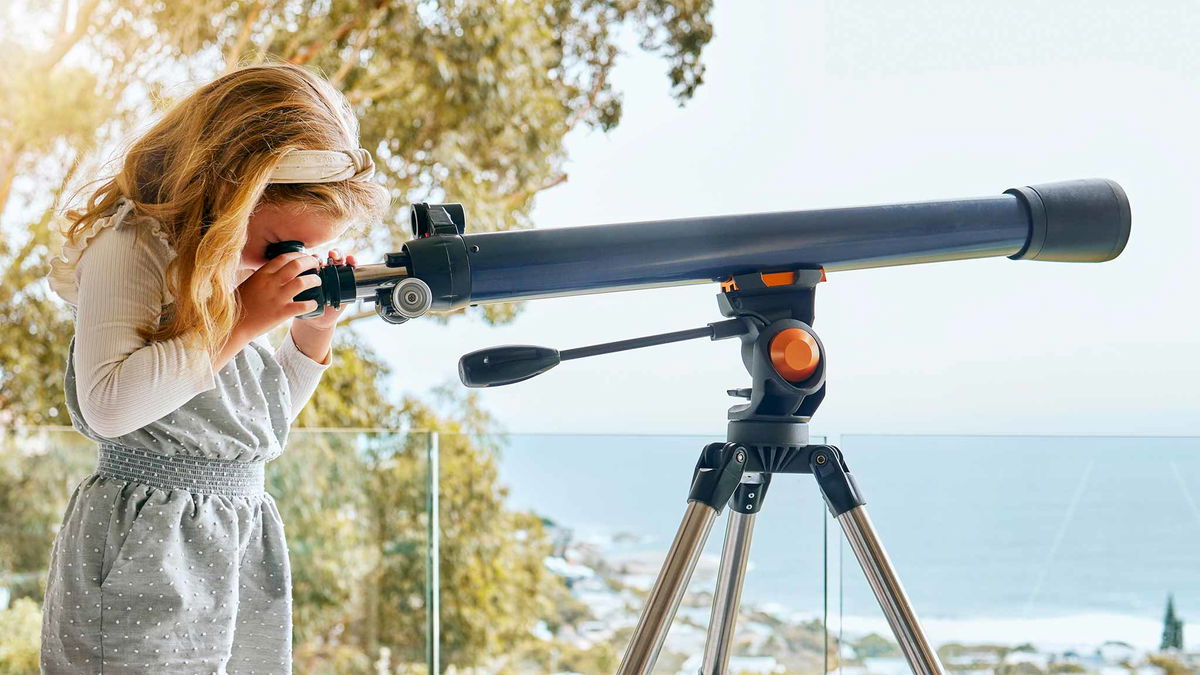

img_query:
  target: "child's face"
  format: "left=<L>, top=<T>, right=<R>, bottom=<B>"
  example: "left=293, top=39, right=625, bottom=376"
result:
left=241, top=202, right=349, bottom=272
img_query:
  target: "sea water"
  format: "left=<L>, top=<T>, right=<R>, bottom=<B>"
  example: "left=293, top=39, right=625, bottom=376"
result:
left=494, top=434, right=1200, bottom=650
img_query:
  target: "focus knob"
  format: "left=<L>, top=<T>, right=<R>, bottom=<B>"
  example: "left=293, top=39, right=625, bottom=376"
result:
left=769, top=328, right=820, bottom=383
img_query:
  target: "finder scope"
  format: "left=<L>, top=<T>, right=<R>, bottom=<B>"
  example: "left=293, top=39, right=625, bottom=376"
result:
left=270, top=178, right=1130, bottom=323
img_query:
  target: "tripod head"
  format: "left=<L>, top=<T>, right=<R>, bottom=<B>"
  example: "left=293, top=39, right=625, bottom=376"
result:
left=458, top=267, right=831, bottom=434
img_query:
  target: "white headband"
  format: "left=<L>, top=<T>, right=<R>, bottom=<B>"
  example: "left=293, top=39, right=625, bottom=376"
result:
left=269, top=148, right=376, bottom=183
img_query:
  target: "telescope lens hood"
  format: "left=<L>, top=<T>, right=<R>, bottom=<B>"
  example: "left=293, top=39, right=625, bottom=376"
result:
left=1006, top=178, right=1130, bottom=262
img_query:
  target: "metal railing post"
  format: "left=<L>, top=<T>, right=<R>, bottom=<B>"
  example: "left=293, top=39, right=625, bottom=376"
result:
left=425, top=431, right=441, bottom=673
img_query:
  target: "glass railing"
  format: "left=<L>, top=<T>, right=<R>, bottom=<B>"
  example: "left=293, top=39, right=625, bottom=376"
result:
left=2, top=429, right=1197, bottom=674
left=488, top=432, right=833, bottom=674
left=484, top=433, right=1200, bottom=674
left=822, top=434, right=1200, bottom=675
left=0, top=427, right=435, bottom=674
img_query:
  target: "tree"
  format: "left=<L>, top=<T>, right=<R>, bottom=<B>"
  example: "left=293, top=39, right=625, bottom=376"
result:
left=1161, top=593, right=1184, bottom=651
left=0, top=0, right=715, bottom=669
left=0, top=598, right=42, bottom=674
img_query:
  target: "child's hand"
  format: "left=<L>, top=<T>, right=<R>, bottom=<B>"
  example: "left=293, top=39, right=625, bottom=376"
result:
left=294, top=249, right=357, bottom=330
left=236, top=251, right=323, bottom=340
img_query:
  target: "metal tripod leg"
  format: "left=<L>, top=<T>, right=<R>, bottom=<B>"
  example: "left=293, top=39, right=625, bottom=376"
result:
left=811, top=448, right=946, bottom=675
left=618, top=443, right=747, bottom=675
left=619, top=501, right=719, bottom=674
left=700, top=473, right=770, bottom=674
left=837, top=505, right=941, bottom=670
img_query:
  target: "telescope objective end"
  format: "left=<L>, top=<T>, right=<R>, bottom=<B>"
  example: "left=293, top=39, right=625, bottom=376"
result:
left=1006, top=178, right=1131, bottom=263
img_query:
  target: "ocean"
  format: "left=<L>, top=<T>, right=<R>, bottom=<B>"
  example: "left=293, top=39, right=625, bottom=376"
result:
left=493, top=434, right=1200, bottom=651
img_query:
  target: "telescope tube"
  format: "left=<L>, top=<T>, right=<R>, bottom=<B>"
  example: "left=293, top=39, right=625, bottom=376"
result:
left=395, top=178, right=1129, bottom=309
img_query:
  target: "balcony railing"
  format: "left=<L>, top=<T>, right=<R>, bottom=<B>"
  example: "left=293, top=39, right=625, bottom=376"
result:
left=2, top=428, right=1197, bottom=673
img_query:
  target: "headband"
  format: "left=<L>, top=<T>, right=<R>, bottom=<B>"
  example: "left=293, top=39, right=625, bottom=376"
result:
left=269, top=148, right=376, bottom=183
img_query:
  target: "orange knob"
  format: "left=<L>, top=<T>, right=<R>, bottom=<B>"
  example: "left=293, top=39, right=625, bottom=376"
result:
left=769, top=328, right=820, bottom=382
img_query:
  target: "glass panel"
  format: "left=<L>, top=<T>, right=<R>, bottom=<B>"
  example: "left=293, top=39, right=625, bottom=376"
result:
left=824, top=434, right=1200, bottom=673
left=480, top=432, right=831, bottom=674
left=14, top=430, right=1197, bottom=673
left=272, top=429, right=432, bottom=673
left=0, top=427, right=433, bottom=674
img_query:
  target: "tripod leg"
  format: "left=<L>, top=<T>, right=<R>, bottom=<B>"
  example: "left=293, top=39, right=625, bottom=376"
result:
left=811, top=448, right=946, bottom=675
left=839, top=506, right=942, bottom=669
left=619, top=501, right=719, bottom=674
left=618, top=443, right=747, bottom=675
left=700, top=473, right=771, bottom=674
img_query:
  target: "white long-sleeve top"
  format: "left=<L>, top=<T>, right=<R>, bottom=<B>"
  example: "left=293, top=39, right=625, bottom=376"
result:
left=48, top=204, right=331, bottom=438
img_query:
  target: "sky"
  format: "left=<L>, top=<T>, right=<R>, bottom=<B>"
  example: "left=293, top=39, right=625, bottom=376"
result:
left=360, top=0, right=1200, bottom=437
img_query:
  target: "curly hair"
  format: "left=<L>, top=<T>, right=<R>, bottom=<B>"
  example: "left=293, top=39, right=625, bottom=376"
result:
left=56, top=62, right=388, bottom=358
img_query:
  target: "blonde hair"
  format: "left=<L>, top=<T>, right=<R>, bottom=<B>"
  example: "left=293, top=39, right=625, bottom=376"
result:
left=58, top=62, right=388, bottom=359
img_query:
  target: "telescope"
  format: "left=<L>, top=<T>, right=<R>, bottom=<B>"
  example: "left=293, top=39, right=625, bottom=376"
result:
left=266, top=178, right=1129, bottom=323
left=265, top=178, right=1130, bottom=674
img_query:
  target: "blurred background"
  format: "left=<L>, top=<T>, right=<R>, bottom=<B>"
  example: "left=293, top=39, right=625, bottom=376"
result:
left=2, top=1, right=1198, bottom=673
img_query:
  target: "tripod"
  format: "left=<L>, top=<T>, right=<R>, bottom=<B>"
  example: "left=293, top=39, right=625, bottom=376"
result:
left=458, top=267, right=947, bottom=674
left=613, top=269, right=945, bottom=674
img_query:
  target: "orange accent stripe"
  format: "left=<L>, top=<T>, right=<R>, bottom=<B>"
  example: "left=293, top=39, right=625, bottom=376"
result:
left=719, top=268, right=827, bottom=292
left=761, top=271, right=796, bottom=287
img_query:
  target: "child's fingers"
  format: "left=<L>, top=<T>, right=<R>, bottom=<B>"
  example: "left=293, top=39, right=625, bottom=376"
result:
left=260, top=250, right=313, bottom=275
left=326, top=249, right=356, bottom=267
left=283, top=274, right=321, bottom=296
left=273, top=254, right=321, bottom=280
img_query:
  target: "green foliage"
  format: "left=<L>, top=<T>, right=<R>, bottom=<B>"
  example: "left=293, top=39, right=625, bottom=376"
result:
left=507, top=637, right=619, bottom=674
left=937, top=642, right=1009, bottom=659
left=400, top=388, right=562, bottom=669
left=0, top=430, right=96, bottom=582
left=995, top=664, right=1044, bottom=675
left=853, top=632, right=900, bottom=659
left=0, top=598, right=42, bottom=674
left=1012, top=643, right=1037, bottom=653
left=292, top=326, right=406, bottom=430
left=0, top=47, right=110, bottom=156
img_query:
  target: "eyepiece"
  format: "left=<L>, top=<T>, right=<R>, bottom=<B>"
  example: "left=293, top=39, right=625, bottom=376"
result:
left=1006, top=179, right=1131, bottom=262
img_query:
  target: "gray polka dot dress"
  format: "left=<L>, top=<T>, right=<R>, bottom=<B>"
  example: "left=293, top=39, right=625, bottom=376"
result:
left=40, top=333, right=296, bottom=673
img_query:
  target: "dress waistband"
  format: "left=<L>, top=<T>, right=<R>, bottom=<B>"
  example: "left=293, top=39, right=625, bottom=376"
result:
left=96, top=443, right=265, bottom=496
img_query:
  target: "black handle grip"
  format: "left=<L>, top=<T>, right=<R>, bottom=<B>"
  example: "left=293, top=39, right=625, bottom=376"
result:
left=459, top=345, right=561, bottom=388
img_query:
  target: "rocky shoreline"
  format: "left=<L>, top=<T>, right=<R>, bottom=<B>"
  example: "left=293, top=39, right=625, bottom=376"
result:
left=538, top=525, right=1199, bottom=674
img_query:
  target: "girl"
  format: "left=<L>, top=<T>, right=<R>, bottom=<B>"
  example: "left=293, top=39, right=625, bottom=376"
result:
left=41, top=63, right=388, bottom=672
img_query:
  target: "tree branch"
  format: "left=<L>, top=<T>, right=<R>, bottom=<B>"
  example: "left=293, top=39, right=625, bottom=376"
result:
left=503, top=172, right=567, bottom=211
left=346, top=78, right=407, bottom=104
left=564, top=60, right=613, bottom=131
left=41, top=0, right=101, bottom=71
left=56, top=0, right=70, bottom=35
left=289, top=16, right=360, bottom=65
left=331, top=2, right=388, bottom=87
left=0, top=142, right=27, bottom=224
left=48, top=147, right=85, bottom=217
left=224, top=0, right=266, bottom=72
